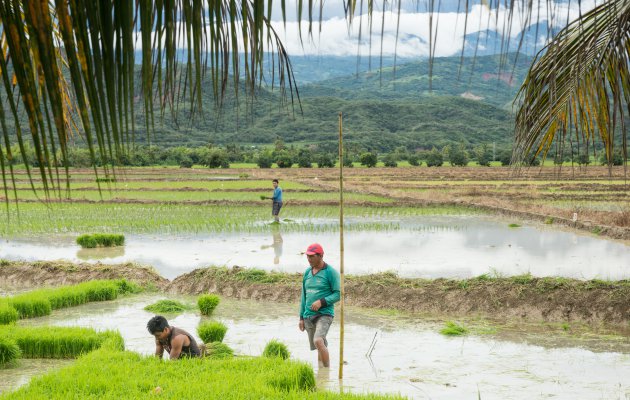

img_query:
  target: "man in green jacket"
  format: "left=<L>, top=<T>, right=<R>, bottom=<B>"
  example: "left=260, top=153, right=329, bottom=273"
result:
left=299, top=243, right=341, bottom=368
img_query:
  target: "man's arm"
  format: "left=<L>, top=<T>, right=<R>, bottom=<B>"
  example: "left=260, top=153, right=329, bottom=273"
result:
left=168, top=334, right=186, bottom=360
left=323, top=268, right=341, bottom=306
left=299, top=273, right=306, bottom=330
left=155, top=339, right=165, bottom=358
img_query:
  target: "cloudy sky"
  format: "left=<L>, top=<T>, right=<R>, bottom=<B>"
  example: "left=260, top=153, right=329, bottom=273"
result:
left=265, top=0, right=599, bottom=57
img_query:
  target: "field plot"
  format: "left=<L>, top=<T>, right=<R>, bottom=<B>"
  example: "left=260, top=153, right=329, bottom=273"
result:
left=0, top=166, right=628, bottom=399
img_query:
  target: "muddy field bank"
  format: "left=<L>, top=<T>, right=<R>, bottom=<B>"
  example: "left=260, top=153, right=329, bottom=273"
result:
left=1, top=261, right=628, bottom=326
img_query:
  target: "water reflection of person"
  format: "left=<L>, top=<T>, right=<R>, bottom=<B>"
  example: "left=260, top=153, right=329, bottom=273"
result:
left=261, top=224, right=283, bottom=264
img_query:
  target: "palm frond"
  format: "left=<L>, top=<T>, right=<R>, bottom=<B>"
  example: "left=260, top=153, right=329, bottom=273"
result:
left=514, top=0, right=630, bottom=168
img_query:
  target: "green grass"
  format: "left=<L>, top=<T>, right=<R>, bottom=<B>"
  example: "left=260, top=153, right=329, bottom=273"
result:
left=197, top=294, right=221, bottom=316
left=0, top=302, right=20, bottom=324
left=197, top=320, right=228, bottom=343
left=3, top=280, right=140, bottom=322
left=0, top=338, right=21, bottom=365
left=4, top=326, right=124, bottom=359
left=262, top=339, right=291, bottom=360
left=143, top=299, right=190, bottom=314
left=440, top=321, right=469, bottom=336
left=76, top=233, right=125, bottom=248
left=0, top=346, right=402, bottom=399
left=507, top=223, right=521, bottom=228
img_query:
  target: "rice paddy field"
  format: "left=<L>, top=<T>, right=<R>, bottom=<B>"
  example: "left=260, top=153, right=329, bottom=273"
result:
left=0, top=166, right=629, bottom=399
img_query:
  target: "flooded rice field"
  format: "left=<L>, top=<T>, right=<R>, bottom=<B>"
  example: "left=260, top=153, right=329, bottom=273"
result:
left=3, top=294, right=629, bottom=399
left=1, top=215, right=628, bottom=280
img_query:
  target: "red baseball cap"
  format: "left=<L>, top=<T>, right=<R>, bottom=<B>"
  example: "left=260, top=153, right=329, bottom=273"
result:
left=305, top=243, right=324, bottom=255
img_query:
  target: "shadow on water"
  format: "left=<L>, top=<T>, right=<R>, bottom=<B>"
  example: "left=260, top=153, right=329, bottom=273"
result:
left=5, top=294, right=629, bottom=399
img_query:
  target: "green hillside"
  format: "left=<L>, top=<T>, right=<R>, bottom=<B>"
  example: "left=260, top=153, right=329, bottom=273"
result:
left=3, top=54, right=522, bottom=152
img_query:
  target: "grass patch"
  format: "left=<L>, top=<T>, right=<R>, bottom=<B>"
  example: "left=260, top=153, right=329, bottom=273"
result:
left=544, top=217, right=554, bottom=224
left=143, top=299, right=190, bottom=314
left=197, top=321, right=228, bottom=343
left=4, top=326, right=123, bottom=359
left=510, top=273, right=534, bottom=285
left=197, top=294, right=221, bottom=316
left=0, top=338, right=21, bottom=366
left=76, top=233, right=125, bottom=248
left=262, top=340, right=291, bottom=360
left=508, top=223, right=521, bottom=228
left=440, top=321, right=469, bottom=336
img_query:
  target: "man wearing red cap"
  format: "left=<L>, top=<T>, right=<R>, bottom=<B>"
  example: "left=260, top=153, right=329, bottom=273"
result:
left=299, top=243, right=341, bottom=368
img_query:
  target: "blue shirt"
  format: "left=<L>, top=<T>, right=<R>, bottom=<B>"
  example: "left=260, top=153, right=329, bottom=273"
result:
left=272, top=187, right=283, bottom=202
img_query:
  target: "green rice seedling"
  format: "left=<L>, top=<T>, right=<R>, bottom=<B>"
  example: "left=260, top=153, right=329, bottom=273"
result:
left=4, top=326, right=123, bottom=359
left=1, top=346, right=401, bottom=399
left=114, top=279, right=142, bottom=294
left=440, top=321, right=468, bottom=336
left=203, top=342, right=234, bottom=359
left=262, top=339, right=290, bottom=360
left=0, top=337, right=21, bottom=365
left=8, top=293, right=52, bottom=318
left=508, top=223, right=521, bottom=228
left=144, top=300, right=189, bottom=313
left=197, top=320, right=227, bottom=343
left=0, top=302, right=19, bottom=324
left=197, top=294, right=220, bottom=315
left=76, top=233, right=125, bottom=248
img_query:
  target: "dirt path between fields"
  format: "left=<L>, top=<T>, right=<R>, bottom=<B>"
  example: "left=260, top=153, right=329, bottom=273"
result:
left=2, top=261, right=628, bottom=327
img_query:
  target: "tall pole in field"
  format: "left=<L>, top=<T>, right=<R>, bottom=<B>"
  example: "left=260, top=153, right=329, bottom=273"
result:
left=338, top=112, right=345, bottom=380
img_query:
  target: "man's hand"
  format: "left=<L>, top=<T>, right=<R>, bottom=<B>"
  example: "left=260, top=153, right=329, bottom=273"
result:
left=310, top=300, right=322, bottom=311
left=299, top=319, right=305, bottom=331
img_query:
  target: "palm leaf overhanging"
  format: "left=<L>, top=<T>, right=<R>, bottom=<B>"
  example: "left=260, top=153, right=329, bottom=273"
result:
left=0, top=0, right=628, bottom=203
left=0, top=0, right=298, bottom=200
left=513, top=0, right=630, bottom=168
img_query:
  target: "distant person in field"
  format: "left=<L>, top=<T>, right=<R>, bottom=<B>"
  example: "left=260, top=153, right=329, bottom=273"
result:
left=147, top=315, right=201, bottom=359
left=299, top=243, right=341, bottom=368
left=261, top=179, right=283, bottom=222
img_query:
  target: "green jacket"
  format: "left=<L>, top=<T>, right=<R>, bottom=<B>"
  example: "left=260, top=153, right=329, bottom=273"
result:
left=299, top=263, right=341, bottom=319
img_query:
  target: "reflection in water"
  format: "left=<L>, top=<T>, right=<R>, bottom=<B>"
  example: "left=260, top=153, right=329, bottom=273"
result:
left=7, top=295, right=629, bottom=399
left=260, top=225, right=283, bottom=265
left=76, top=246, right=125, bottom=260
left=0, top=215, right=629, bottom=280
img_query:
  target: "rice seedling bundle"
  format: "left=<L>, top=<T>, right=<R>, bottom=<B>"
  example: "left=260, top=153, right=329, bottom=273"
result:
left=144, top=299, right=188, bottom=313
left=4, top=326, right=123, bottom=359
left=197, top=294, right=220, bottom=315
left=262, top=339, right=290, bottom=360
left=8, top=293, right=52, bottom=318
left=197, top=321, right=227, bottom=343
left=0, top=337, right=21, bottom=365
left=203, top=342, right=234, bottom=359
left=0, top=302, right=19, bottom=324
left=76, top=233, right=125, bottom=248
left=440, top=321, right=468, bottom=336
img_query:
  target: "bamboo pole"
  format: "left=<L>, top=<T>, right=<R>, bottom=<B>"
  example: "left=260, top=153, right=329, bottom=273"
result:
left=338, top=111, right=345, bottom=380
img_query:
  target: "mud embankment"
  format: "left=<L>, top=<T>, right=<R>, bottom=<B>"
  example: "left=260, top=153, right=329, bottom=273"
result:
left=2, top=262, right=628, bottom=326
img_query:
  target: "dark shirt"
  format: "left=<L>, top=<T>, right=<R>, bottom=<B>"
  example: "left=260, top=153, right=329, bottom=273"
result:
left=159, top=326, right=201, bottom=358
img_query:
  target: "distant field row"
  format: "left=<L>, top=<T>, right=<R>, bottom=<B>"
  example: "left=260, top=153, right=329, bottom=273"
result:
left=0, top=203, right=477, bottom=235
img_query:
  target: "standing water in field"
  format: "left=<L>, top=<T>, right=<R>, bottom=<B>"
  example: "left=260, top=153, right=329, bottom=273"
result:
left=7, top=294, right=630, bottom=399
left=0, top=215, right=628, bottom=280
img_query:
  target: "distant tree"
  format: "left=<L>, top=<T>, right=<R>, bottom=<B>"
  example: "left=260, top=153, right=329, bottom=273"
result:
left=316, top=153, right=335, bottom=168
left=274, top=150, right=294, bottom=168
left=498, top=149, right=513, bottom=166
left=448, top=144, right=468, bottom=167
left=474, top=144, right=492, bottom=167
left=342, top=155, right=354, bottom=167
left=179, top=160, right=193, bottom=168
left=202, top=148, right=230, bottom=168
left=577, top=153, right=591, bottom=166
left=359, top=152, right=378, bottom=168
left=408, top=154, right=421, bottom=166
left=599, top=150, right=624, bottom=166
left=382, top=153, right=398, bottom=167
left=256, top=151, right=274, bottom=169
left=296, top=148, right=313, bottom=168
left=274, top=137, right=286, bottom=152
left=426, top=148, right=443, bottom=167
